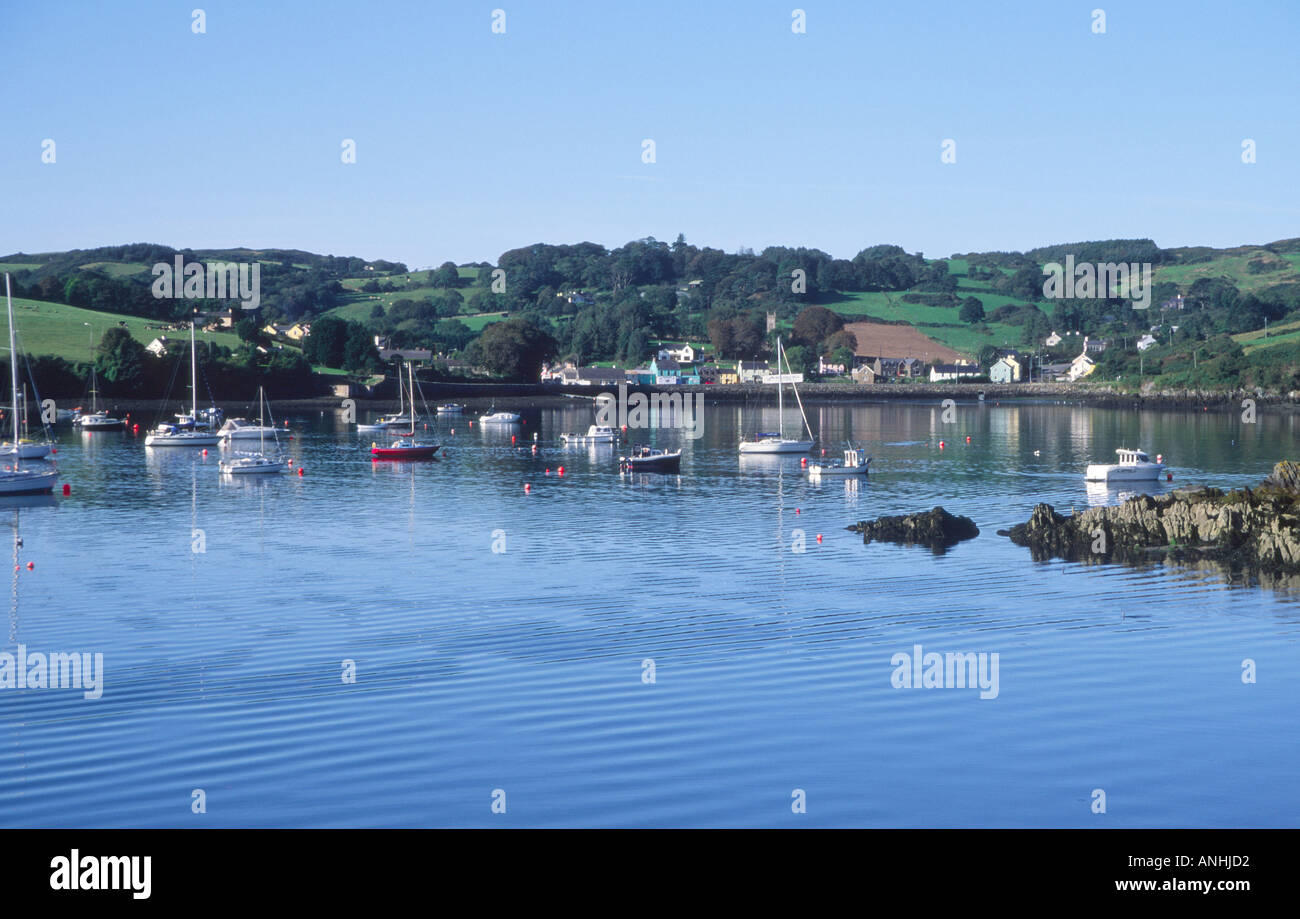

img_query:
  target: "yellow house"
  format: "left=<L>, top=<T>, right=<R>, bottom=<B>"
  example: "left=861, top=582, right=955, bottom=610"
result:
left=286, top=323, right=310, bottom=341
left=716, top=370, right=740, bottom=384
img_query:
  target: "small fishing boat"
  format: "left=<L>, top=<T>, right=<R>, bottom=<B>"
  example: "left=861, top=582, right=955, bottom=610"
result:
left=561, top=425, right=618, bottom=444
left=620, top=445, right=682, bottom=472
left=1084, top=448, right=1166, bottom=483
left=808, top=445, right=871, bottom=477
left=436, top=403, right=464, bottom=414
left=479, top=410, right=521, bottom=424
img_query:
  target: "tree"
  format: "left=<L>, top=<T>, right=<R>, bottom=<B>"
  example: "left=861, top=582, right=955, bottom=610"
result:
left=822, top=329, right=858, bottom=357
left=959, top=297, right=986, bottom=324
left=475, top=316, right=558, bottom=380
left=782, top=344, right=816, bottom=377
left=343, top=323, right=381, bottom=372
left=236, top=316, right=266, bottom=345
left=302, top=316, right=350, bottom=368
left=792, top=305, right=844, bottom=349
left=431, top=262, right=460, bottom=288
left=95, top=327, right=147, bottom=394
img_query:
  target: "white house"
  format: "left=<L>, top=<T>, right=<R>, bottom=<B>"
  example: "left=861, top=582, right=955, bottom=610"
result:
left=1136, top=334, right=1158, bottom=352
left=1067, top=352, right=1097, bottom=381
left=146, top=337, right=169, bottom=357
left=1045, top=331, right=1063, bottom=347
left=929, top=362, right=981, bottom=383
left=988, top=355, right=1023, bottom=384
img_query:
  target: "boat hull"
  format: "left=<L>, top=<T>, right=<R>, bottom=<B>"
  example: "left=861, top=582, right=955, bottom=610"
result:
left=371, top=445, right=441, bottom=459
left=808, top=464, right=868, bottom=476
left=739, top=439, right=814, bottom=454
left=0, top=469, right=58, bottom=495
left=0, top=443, right=53, bottom=459
left=145, top=433, right=221, bottom=447
left=1084, top=464, right=1164, bottom=483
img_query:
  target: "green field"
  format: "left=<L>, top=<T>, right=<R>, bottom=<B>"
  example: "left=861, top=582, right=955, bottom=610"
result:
left=824, top=291, right=1031, bottom=355
left=1155, top=249, right=1300, bottom=294
left=6, top=297, right=243, bottom=362
left=1234, top=317, right=1300, bottom=354
left=78, top=261, right=152, bottom=278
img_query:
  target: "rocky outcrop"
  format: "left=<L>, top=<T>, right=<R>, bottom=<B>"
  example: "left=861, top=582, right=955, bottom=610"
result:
left=1003, top=462, right=1300, bottom=575
left=847, top=507, right=979, bottom=551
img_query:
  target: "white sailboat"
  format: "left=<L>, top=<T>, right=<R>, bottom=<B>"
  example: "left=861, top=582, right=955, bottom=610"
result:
left=0, top=275, right=58, bottom=495
left=1, top=387, right=54, bottom=458
left=145, top=321, right=221, bottom=446
left=219, top=387, right=288, bottom=475
left=74, top=361, right=125, bottom=430
left=738, top=336, right=815, bottom=454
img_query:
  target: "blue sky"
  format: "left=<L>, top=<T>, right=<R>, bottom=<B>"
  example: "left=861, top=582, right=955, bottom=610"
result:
left=3, top=0, right=1297, bottom=266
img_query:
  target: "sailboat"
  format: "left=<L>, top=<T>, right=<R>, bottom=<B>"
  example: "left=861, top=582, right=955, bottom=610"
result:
left=0, top=386, right=54, bottom=459
left=375, top=363, right=417, bottom=428
left=145, top=321, right=221, bottom=446
left=74, top=357, right=124, bottom=431
left=218, top=387, right=288, bottom=475
left=738, top=336, right=815, bottom=454
left=0, top=274, right=58, bottom=495
left=371, top=361, right=440, bottom=459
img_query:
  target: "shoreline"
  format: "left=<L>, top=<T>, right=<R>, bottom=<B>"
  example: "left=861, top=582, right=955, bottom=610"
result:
left=86, top=380, right=1300, bottom=416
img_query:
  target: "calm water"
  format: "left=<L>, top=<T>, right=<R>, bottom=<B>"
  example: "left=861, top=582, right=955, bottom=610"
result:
left=2, top=399, right=1298, bottom=827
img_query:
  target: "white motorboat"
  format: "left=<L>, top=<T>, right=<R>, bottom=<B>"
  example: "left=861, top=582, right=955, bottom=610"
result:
left=146, top=322, right=222, bottom=446
left=1085, top=448, right=1166, bottom=483
left=219, top=387, right=287, bottom=476
left=218, top=417, right=279, bottom=441
left=0, top=275, right=58, bottom=495
left=479, top=411, right=521, bottom=424
left=436, top=403, right=464, bottom=414
left=739, top=336, right=815, bottom=454
left=808, top=446, right=871, bottom=477
left=561, top=424, right=617, bottom=444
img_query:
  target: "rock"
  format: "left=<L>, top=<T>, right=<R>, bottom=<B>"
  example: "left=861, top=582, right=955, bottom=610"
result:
left=847, top=506, right=979, bottom=551
left=1004, top=461, right=1300, bottom=579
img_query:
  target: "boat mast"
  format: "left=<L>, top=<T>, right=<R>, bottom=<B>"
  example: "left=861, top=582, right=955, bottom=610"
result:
left=776, top=336, right=784, bottom=439
left=6, top=275, right=20, bottom=472
left=190, top=320, right=198, bottom=422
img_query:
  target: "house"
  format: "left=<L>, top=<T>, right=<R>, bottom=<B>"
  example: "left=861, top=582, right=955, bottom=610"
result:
left=1084, top=336, right=1109, bottom=354
left=698, top=365, right=719, bottom=384
left=737, top=360, right=771, bottom=383
left=1136, top=334, right=1158, bottom=352
left=1045, top=330, right=1063, bottom=347
left=929, top=362, right=982, bottom=383
left=851, top=364, right=879, bottom=384
left=818, top=356, right=847, bottom=376
left=285, top=323, right=310, bottom=342
left=988, top=355, right=1023, bottom=384
left=146, top=337, right=169, bottom=357
left=331, top=382, right=356, bottom=398
left=649, top=357, right=682, bottom=384
left=1067, top=352, right=1097, bottom=381
left=716, top=369, right=740, bottom=385
left=262, top=323, right=291, bottom=339
left=569, top=367, right=626, bottom=387
left=871, top=357, right=925, bottom=379
left=1161, top=295, right=1186, bottom=311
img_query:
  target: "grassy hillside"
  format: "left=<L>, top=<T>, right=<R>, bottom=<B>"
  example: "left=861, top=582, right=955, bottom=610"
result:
left=6, top=297, right=243, bottom=362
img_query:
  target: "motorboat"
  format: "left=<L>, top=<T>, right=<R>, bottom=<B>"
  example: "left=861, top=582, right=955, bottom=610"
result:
left=479, top=411, right=521, bottom=424
left=808, top=446, right=871, bottom=477
left=739, top=336, right=815, bottom=454
left=1085, top=448, right=1166, bottom=483
left=620, top=445, right=682, bottom=472
left=436, top=404, right=464, bottom=414
left=561, top=425, right=618, bottom=444
left=146, top=322, right=223, bottom=446
left=218, top=417, right=279, bottom=441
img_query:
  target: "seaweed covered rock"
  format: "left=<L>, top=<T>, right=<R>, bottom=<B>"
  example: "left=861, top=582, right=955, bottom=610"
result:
left=847, top=507, right=979, bottom=551
left=1004, top=462, right=1300, bottom=574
